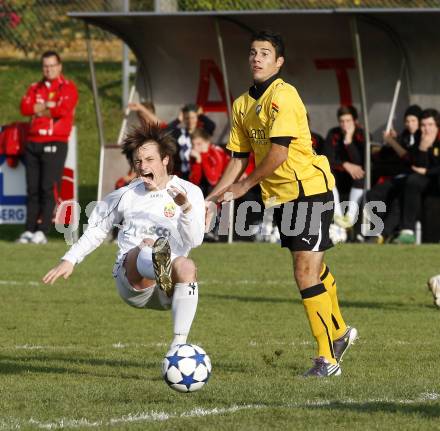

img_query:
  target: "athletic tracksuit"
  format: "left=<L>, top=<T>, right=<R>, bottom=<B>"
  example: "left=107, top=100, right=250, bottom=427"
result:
left=20, top=74, right=78, bottom=234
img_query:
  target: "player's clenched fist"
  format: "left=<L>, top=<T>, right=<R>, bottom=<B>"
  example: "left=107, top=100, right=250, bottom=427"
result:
left=42, top=260, right=74, bottom=285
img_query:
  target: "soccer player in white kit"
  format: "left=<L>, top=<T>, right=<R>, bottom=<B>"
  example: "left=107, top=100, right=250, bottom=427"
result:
left=43, top=121, right=205, bottom=349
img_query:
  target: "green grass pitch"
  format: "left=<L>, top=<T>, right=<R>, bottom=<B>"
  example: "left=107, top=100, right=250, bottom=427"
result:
left=0, top=241, right=440, bottom=430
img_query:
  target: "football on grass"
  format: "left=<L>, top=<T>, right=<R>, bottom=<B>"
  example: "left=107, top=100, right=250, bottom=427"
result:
left=162, top=344, right=212, bottom=392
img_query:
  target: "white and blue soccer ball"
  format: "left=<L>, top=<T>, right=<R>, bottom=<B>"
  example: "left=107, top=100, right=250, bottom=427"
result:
left=162, top=344, right=212, bottom=392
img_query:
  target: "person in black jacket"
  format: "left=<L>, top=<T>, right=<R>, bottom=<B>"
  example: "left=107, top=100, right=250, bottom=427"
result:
left=167, top=104, right=216, bottom=180
left=363, top=105, right=422, bottom=243
left=395, top=109, right=440, bottom=244
left=376, top=104, right=422, bottom=180
left=307, top=114, right=325, bottom=155
left=324, top=106, right=365, bottom=228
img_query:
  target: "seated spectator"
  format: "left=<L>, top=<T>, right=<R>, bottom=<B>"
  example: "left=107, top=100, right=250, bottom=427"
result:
left=115, top=169, right=136, bottom=190
left=189, top=128, right=229, bottom=197
left=167, top=104, right=216, bottom=180
left=188, top=128, right=227, bottom=242
left=364, top=105, right=422, bottom=243
left=311, top=130, right=325, bottom=156
left=374, top=104, right=422, bottom=180
left=128, top=101, right=167, bottom=128
left=324, top=105, right=365, bottom=229
left=394, top=109, right=440, bottom=244
left=307, top=114, right=325, bottom=155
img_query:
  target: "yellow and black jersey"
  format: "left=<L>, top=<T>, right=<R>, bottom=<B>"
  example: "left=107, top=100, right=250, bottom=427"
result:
left=227, top=76, right=334, bottom=207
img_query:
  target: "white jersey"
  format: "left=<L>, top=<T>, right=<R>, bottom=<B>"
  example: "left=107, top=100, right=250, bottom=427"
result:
left=62, top=176, right=205, bottom=267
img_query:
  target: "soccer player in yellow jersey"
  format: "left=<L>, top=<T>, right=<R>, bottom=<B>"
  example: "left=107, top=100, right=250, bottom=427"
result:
left=206, top=30, right=358, bottom=377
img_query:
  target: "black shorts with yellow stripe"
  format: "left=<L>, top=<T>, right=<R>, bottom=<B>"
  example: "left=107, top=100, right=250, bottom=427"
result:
left=273, top=191, right=334, bottom=252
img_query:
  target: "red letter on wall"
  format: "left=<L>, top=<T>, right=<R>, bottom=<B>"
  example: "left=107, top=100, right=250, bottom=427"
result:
left=314, top=58, right=355, bottom=106
left=196, top=59, right=232, bottom=113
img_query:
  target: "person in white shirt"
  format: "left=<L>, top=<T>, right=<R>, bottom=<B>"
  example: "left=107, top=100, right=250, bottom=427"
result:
left=43, top=121, right=205, bottom=349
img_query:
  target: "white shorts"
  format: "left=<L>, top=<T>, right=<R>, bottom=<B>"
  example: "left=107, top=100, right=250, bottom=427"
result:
left=113, top=260, right=172, bottom=310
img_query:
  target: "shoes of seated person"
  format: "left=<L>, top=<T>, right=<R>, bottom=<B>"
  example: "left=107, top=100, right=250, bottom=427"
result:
left=31, top=231, right=48, bottom=244
left=16, top=231, right=35, bottom=244
left=204, top=231, right=219, bottom=242
left=394, top=229, right=415, bottom=244
left=269, top=228, right=281, bottom=244
left=303, top=356, right=341, bottom=377
left=356, top=234, right=384, bottom=244
left=334, top=215, right=354, bottom=229
left=427, top=275, right=440, bottom=308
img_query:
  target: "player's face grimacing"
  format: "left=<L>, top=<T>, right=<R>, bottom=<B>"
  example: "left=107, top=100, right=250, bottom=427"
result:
left=249, top=40, right=284, bottom=83
left=133, top=141, right=170, bottom=190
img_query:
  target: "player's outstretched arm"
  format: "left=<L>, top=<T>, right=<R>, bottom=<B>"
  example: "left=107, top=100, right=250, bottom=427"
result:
left=42, top=260, right=74, bottom=285
left=218, top=143, right=288, bottom=203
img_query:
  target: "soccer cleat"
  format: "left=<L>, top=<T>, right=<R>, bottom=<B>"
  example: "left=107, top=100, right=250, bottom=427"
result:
left=303, top=356, right=341, bottom=377
left=16, top=231, right=35, bottom=244
left=152, top=237, right=173, bottom=297
left=31, top=231, right=48, bottom=244
left=333, top=326, right=358, bottom=363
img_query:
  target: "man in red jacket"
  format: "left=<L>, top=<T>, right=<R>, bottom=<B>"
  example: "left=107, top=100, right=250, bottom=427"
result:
left=17, top=51, right=78, bottom=244
left=189, top=128, right=229, bottom=197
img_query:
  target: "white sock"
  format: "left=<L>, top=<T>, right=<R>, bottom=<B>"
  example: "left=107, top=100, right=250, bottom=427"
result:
left=136, top=247, right=155, bottom=280
left=170, top=282, right=198, bottom=348
left=332, top=187, right=343, bottom=217
left=346, top=187, right=363, bottom=223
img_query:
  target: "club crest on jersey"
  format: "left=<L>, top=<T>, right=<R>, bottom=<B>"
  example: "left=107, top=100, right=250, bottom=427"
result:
left=256, top=104, right=262, bottom=115
left=164, top=202, right=176, bottom=218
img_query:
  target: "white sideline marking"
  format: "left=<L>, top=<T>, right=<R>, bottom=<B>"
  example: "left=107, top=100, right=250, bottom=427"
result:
left=0, top=342, right=169, bottom=352
left=0, top=280, right=40, bottom=287
left=0, top=279, right=291, bottom=290
left=249, top=340, right=312, bottom=347
left=15, top=345, right=46, bottom=351
left=112, top=342, right=167, bottom=349
left=5, top=340, right=316, bottom=352
left=419, top=392, right=440, bottom=401
left=0, top=279, right=288, bottom=288
left=203, top=279, right=288, bottom=285
left=1, top=406, right=262, bottom=430
left=1, top=393, right=438, bottom=430
left=0, top=342, right=169, bottom=350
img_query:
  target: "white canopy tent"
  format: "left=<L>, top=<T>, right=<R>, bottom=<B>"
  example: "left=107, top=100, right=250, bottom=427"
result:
left=70, top=8, right=440, bottom=239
